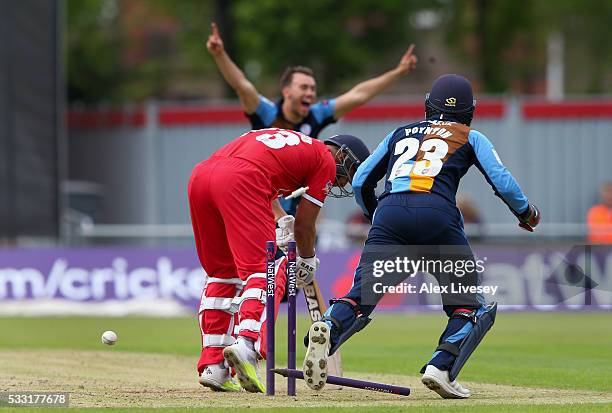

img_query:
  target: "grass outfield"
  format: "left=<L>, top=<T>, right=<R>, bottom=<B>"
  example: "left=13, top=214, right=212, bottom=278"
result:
left=0, top=312, right=611, bottom=412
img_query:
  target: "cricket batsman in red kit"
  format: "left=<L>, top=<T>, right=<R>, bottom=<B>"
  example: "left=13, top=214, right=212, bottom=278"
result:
left=188, top=128, right=370, bottom=392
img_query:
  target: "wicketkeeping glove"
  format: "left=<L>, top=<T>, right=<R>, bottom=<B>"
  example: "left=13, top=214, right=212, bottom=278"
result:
left=295, top=255, right=320, bottom=288
left=275, top=215, right=295, bottom=254
left=518, top=204, right=541, bottom=232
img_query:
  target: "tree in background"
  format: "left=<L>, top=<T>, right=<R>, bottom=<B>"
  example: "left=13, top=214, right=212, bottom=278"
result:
left=66, top=0, right=612, bottom=104
left=67, top=0, right=425, bottom=103
left=67, top=0, right=125, bottom=103
left=541, top=0, right=612, bottom=94
left=442, top=0, right=541, bottom=93
left=67, top=0, right=215, bottom=103
left=230, top=0, right=421, bottom=94
left=442, top=0, right=612, bottom=94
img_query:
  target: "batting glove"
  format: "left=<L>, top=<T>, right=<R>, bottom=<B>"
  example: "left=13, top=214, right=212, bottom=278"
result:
left=518, top=204, right=541, bottom=232
left=296, top=255, right=319, bottom=288
left=275, top=215, right=295, bottom=254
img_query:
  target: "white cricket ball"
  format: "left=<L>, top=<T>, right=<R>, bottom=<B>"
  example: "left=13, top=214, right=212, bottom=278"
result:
left=101, top=330, right=118, bottom=346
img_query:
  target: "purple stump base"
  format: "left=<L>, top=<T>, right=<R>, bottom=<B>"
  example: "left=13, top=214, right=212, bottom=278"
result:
left=272, top=368, right=411, bottom=397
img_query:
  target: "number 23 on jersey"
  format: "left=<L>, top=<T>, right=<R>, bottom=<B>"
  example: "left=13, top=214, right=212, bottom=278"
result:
left=389, top=137, right=448, bottom=181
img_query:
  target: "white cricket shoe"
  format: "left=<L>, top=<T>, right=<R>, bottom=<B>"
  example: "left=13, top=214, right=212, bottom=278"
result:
left=421, top=365, right=471, bottom=399
left=303, top=321, right=331, bottom=391
left=198, top=362, right=241, bottom=392
left=223, top=337, right=265, bottom=393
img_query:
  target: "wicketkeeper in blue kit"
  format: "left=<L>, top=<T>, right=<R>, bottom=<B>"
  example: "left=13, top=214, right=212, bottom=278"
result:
left=302, top=74, right=541, bottom=398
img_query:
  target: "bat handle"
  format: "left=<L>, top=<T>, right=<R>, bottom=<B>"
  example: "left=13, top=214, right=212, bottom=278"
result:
left=285, top=186, right=309, bottom=199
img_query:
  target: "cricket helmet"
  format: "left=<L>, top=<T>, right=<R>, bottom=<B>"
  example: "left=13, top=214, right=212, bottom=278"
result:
left=425, top=74, right=476, bottom=126
left=324, top=134, right=370, bottom=198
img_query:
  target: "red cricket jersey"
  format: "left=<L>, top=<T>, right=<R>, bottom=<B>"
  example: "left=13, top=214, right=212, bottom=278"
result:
left=211, top=128, right=336, bottom=206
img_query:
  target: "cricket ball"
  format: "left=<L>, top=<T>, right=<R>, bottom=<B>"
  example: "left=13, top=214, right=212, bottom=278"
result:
left=101, top=330, right=118, bottom=346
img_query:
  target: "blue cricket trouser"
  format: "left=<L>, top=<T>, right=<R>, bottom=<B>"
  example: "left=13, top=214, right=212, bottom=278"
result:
left=324, top=193, right=485, bottom=371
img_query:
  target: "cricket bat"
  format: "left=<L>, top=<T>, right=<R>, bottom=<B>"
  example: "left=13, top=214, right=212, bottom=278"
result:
left=302, top=279, right=343, bottom=382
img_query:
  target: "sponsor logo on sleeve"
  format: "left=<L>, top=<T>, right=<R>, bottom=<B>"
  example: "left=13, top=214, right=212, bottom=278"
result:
left=323, top=180, right=333, bottom=196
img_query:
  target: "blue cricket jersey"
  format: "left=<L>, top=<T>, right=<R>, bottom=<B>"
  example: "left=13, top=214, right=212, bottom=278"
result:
left=247, top=95, right=336, bottom=138
left=352, top=119, right=529, bottom=219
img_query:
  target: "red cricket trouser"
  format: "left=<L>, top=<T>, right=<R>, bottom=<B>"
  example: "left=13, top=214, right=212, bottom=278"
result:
left=188, top=156, right=287, bottom=372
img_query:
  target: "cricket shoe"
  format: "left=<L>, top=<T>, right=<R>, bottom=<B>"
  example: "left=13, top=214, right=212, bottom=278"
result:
left=421, top=365, right=471, bottom=399
left=223, top=337, right=265, bottom=393
left=303, top=321, right=330, bottom=391
left=198, top=362, right=241, bottom=392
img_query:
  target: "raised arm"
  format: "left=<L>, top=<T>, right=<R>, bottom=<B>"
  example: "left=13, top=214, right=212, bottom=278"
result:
left=206, top=22, right=260, bottom=114
left=333, top=45, right=418, bottom=119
